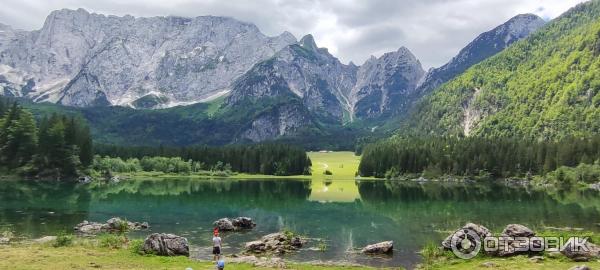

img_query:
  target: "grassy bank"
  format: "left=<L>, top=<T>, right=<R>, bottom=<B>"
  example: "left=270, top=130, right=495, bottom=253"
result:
left=0, top=239, right=377, bottom=270
left=423, top=255, right=600, bottom=270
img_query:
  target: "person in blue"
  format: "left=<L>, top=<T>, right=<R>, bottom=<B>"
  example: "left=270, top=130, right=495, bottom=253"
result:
left=216, top=259, right=225, bottom=270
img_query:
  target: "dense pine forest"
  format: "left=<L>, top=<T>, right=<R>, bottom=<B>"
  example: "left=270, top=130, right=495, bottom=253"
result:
left=94, top=144, right=312, bottom=176
left=0, top=98, right=312, bottom=178
left=0, top=100, right=93, bottom=178
left=359, top=136, right=600, bottom=179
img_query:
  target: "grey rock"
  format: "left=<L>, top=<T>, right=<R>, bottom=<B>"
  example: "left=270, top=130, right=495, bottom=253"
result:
left=561, top=238, right=600, bottom=262
left=245, top=232, right=305, bottom=254
left=214, top=218, right=235, bottom=231
left=361, top=241, right=393, bottom=254
left=442, top=223, right=492, bottom=250
left=33, top=236, right=57, bottom=244
left=109, top=175, right=121, bottom=183
left=569, top=266, right=591, bottom=270
left=529, top=255, right=544, bottom=263
left=351, top=47, right=424, bottom=119
left=0, top=9, right=295, bottom=108
left=0, top=237, right=9, bottom=244
left=214, top=217, right=256, bottom=231
left=74, top=217, right=149, bottom=234
left=142, top=233, right=189, bottom=256
left=227, top=34, right=356, bottom=123
left=480, top=261, right=497, bottom=268
left=78, top=176, right=92, bottom=183
left=231, top=217, right=256, bottom=230
left=501, top=224, right=535, bottom=238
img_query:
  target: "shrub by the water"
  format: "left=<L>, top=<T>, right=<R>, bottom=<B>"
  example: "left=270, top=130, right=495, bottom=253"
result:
left=53, top=232, right=73, bottom=248
left=99, top=234, right=128, bottom=249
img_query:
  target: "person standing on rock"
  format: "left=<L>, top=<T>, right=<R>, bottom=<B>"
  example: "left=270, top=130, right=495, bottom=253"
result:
left=212, top=230, right=222, bottom=261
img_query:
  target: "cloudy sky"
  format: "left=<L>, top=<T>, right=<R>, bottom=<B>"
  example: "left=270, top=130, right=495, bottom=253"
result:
left=0, top=0, right=589, bottom=68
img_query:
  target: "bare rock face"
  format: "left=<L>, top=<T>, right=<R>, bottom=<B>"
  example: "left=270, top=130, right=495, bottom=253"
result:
left=351, top=47, right=425, bottom=119
left=245, top=232, right=305, bottom=255
left=361, top=241, right=394, bottom=254
left=0, top=8, right=296, bottom=108
left=214, top=217, right=256, bottom=231
left=142, top=233, right=189, bottom=256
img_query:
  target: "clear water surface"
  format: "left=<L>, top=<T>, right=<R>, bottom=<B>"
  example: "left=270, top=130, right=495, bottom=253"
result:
left=1, top=178, right=600, bottom=268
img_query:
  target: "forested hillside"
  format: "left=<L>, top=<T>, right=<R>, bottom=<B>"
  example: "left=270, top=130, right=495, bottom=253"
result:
left=359, top=136, right=600, bottom=179
left=405, top=0, right=600, bottom=139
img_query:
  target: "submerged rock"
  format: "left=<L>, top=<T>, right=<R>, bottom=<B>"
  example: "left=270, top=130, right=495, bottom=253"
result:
left=245, top=232, right=305, bottom=254
left=361, top=241, right=393, bottom=254
left=74, top=217, right=149, bottom=234
left=214, top=217, right=256, bottom=231
left=78, top=176, right=92, bottom=184
left=142, top=233, right=189, bottom=256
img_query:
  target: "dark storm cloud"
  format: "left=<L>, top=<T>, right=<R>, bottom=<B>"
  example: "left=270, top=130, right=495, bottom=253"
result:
left=0, top=0, right=588, bottom=68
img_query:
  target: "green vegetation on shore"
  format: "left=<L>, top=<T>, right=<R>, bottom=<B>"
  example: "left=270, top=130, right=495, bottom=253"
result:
left=94, top=143, right=312, bottom=177
left=359, top=136, right=600, bottom=181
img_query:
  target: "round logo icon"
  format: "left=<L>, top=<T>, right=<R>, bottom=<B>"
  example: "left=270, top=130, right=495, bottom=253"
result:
left=450, top=228, right=481, bottom=259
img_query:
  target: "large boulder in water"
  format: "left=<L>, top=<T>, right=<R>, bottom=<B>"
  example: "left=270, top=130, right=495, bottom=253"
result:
left=74, top=217, right=149, bottom=234
left=361, top=241, right=393, bottom=254
left=214, top=217, right=256, bottom=231
left=245, top=232, right=305, bottom=254
left=232, top=217, right=256, bottom=229
left=142, top=233, right=189, bottom=256
left=442, top=223, right=492, bottom=250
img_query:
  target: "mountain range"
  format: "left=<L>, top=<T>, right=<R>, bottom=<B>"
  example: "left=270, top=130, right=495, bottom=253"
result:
left=0, top=7, right=560, bottom=146
left=406, top=0, right=600, bottom=139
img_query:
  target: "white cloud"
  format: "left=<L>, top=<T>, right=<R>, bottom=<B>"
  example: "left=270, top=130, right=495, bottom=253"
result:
left=0, top=0, right=589, bottom=68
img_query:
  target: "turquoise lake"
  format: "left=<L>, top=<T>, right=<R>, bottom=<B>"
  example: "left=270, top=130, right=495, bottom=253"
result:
left=1, top=178, right=600, bottom=268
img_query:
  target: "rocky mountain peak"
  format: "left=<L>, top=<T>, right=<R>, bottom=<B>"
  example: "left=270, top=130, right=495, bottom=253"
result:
left=299, top=34, right=319, bottom=51
left=0, top=9, right=297, bottom=108
left=414, top=13, right=546, bottom=99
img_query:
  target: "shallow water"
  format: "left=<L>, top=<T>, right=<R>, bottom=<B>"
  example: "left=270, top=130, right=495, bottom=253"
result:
left=1, top=178, right=600, bottom=268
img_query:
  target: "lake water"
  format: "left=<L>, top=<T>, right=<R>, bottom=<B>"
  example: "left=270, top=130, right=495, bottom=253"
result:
left=1, top=178, right=600, bottom=268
